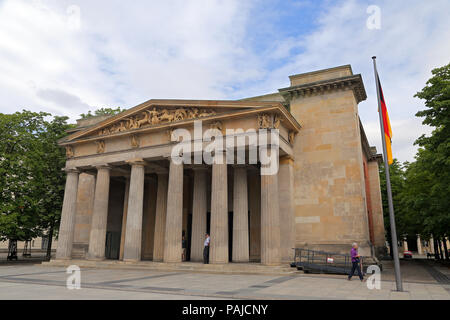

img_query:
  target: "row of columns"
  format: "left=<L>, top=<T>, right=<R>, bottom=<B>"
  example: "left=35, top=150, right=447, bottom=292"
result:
left=57, top=156, right=287, bottom=265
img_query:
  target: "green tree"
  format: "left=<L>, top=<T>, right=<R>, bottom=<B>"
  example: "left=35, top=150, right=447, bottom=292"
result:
left=379, top=63, right=450, bottom=260
left=379, top=159, right=408, bottom=254
left=0, top=111, right=72, bottom=258
left=414, top=63, right=450, bottom=250
left=79, top=107, right=124, bottom=119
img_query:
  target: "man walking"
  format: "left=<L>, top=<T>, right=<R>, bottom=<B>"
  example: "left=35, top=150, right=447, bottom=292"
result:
left=203, top=233, right=210, bottom=264
left=348, top=242, right=364, bottom=281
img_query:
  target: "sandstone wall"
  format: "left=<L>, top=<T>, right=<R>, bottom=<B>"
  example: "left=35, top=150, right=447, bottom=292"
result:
left=289, top=84, right=371, bottom=255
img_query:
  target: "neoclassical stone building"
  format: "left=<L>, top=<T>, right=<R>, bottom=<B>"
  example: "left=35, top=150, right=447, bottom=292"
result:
left=55, top=65, right=385, bottom=266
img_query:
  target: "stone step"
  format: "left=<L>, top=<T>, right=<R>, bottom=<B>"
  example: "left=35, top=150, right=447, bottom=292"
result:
left=42, top=259, right=296, bottom=275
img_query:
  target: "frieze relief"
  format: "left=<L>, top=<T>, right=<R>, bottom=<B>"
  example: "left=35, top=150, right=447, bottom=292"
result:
left=209, top=120, right=223, bottom=133
left=65, top=146, right=74, bottom=158
left=130, top=134, right=140, bottom=148
left=258, top=113, right=282, bottom=129
left=95, top=140, right=105, bottom=153
left=288, top=131, right=296, bottom=144
left=97, top=107, right=217, bottom=136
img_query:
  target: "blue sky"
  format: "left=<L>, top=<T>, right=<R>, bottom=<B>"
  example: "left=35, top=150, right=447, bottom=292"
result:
left=0, top=0, right=449, bottom=162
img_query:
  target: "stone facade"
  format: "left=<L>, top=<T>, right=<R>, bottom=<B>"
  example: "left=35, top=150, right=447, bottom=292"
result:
left=55, top=65, right=386, bottom=267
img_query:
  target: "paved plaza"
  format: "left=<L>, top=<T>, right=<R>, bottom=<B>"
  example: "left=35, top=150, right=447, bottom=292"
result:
left=0, top=259, right=448, bottom=300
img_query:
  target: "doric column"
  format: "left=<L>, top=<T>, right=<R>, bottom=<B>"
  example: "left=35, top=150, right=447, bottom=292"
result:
left=278, top=155, right=295, bottom=263
left=119, top=177, right=130, bottom=260
left=87, top=165, right=111, bottom=260
left=153, top=172, right=169, bottom=261
left=260, top=150, right=281, bottom=265
left=232, top=166, right=249, bottom=262
left=123, top=159, right=146, bottom=261
left=191, top=167, right=208, bottom=262
left=56, top=168, right=80, bottom=260
left=210, top=155, right=228, bottom=264
left=248, top=169, right=261, bottom=261
left=163, top=160, right=184, bottom=263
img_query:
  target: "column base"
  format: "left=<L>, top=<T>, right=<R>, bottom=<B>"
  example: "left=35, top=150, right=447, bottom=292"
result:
left=123, top=258, right=141, bottom=263
left=232, top=260, right=250, bottom=263
left=210, top=260, right=229, bottom=264
left=261, top=262, right=281, bottom=266
left=86, top=255, right=106, bottom=261
left=54, top=256, right=72, bottom=261
left=163, top=260, right=182, bottom=264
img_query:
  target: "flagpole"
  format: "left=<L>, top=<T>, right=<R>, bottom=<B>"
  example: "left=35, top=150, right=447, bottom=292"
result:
left=372, top=56, right=403, bottom=292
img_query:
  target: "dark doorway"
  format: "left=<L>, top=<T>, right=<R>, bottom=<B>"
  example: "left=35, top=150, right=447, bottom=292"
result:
left=186, top=213, right=192, bottom=261
left=105, top=231, right=120, bottom=259
left=207, top=212, right=211, bottom=234
left=228, top=211, right=233, bottom=262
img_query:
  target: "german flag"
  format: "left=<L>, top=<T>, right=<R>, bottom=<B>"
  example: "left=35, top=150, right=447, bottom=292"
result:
left=376, top=73, right=393, bottom=165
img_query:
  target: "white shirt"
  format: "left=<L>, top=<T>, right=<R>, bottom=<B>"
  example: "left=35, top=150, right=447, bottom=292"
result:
left=204, top=236, right=210, bottom=247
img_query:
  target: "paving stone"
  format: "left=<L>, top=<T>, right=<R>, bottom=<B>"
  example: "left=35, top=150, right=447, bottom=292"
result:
left=0, top=264, right=449, bottom=300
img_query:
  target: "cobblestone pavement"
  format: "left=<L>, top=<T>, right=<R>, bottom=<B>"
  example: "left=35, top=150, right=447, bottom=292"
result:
left=0, top=259, right=448, bottom=300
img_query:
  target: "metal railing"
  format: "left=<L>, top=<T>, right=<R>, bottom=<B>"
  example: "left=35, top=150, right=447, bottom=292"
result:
left=293, top=248, right=366, bottom=275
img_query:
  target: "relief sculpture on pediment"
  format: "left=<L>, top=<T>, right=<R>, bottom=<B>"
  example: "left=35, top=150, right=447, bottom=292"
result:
left=95, top=140, right=105, bottom=153
left=273, top=114, right=281, bottom=129
left=65, top=146, right=74, bottom=158
left=97, top=106, right=218, bottom=137
left=258, top=113, right=272, bottom=129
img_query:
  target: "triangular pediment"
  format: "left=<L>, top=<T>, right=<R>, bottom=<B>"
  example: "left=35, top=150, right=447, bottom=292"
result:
left=94, top=105, right=222, bottom=137
left=63, top=99, right=288, bottom=143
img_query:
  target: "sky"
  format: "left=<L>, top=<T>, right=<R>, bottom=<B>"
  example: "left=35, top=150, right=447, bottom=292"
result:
left=0, top=0, right=449, bottom=163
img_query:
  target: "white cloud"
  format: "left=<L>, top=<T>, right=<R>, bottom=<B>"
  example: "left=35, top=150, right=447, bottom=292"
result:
left=232, top=0, right=450, bottom=163
left=0, top=0, right=257, bottom=118
left=0, top=0, right=448, bottom=163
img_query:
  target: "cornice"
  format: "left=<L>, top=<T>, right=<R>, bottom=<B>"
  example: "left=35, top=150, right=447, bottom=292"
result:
left=59, top=105, right=301, bottom=147
left=278, top=74, right=367, bottom=104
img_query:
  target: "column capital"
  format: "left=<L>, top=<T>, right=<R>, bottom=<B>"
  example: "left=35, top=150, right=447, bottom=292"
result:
left=62, top=167, right=80, bottom=174
left=126, top=158, right=146, bottom=166
left=95, top=164, right=112, bottom=170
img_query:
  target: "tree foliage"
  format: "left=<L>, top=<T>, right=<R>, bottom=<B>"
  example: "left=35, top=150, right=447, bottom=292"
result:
left=380, top=63, right=450, bottom=250
left=409, top=63, right=450, bottom=240
left=79, top=107, right=124, bottom=119
left=0, top=111, right=72, bottom=241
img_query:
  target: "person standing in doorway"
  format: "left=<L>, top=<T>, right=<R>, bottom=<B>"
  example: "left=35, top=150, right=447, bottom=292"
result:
left=348, top=242, right=364, bottom=281
left=203, top=233, right=210, bottom=264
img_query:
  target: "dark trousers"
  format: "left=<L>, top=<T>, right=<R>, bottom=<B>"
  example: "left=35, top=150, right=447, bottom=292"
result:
left=203, top=246, right=209, bottom=264
left=348, top=261, right=363, bottom=280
